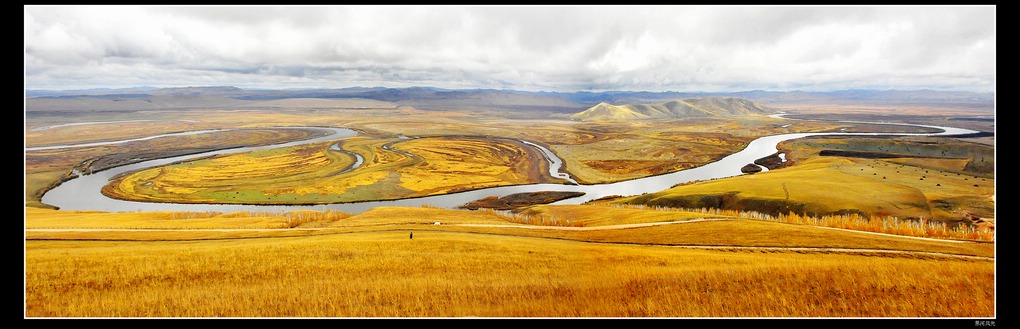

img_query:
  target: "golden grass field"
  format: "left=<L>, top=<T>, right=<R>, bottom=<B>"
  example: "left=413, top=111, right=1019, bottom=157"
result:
left=81, top=111, right=853, bottom=205
left=102, top=135, right=563, bottom=204
left=25, top=206, right=994, bottom=318
left=544, top=116, right=855, bottom=184
left=605, top=141, right=994, bottom=222
left=24, top=107, right=995, bottom=318
left=25, top=127, right=324, bottom=207
left=25, top=109, right=851, bottom=207
left=25, top=119, right=215, bottom=146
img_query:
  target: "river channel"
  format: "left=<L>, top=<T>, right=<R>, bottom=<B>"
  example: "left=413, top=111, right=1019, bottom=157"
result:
left=36, top=116, right=980, bottom=214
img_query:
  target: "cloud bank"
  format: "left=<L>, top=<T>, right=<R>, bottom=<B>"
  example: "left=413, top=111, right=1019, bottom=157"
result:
left=24, top=5, right=996, bottom=92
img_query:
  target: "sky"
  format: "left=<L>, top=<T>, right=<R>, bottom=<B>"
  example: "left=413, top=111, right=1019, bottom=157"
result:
left=23, top=5, right=996, bottom=93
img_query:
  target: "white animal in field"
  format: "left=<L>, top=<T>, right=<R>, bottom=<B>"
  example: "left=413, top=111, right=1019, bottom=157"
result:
left=434, top=221, right=441, bottom=225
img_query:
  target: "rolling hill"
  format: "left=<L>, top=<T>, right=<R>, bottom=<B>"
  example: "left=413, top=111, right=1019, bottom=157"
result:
left=25, top=86, right=992, bottom=116
left=243, top=98, right=400, bottom=109
left=23, top=95, right=251, bottom=112
left=569, top=97, right=775, bottom=121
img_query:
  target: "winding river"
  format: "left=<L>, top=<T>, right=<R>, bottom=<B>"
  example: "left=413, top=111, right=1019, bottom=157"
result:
left=36, top=116, right=980, bottom=214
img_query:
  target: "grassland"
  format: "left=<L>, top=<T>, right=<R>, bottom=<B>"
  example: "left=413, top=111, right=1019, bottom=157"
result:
left=25, top=206, right=994, bottom=317
left=25, top=127, right=326, bottom=207
left=26, top=108, right=857, bottom=209
left=782, top=135, right=994, bottom=220
left=102, top=135, right=565, bottom=204
left=267, top=110, right=854, bottom=185
left=545, top=116, right=844, bottom=184
left=26, top=119, right=217, bottom=147
left=24, top=105, right=995, bottom=318
left=88, top=111, right=915, bottom=207
left=786, top=135, right=995, bottom=178
left=515, top=204, right=993, bottom=242
left=602, top=134, right=995, bottom=223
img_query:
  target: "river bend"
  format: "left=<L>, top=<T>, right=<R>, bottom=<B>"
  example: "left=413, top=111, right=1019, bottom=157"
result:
left=35, top=117, right=980, bottom=214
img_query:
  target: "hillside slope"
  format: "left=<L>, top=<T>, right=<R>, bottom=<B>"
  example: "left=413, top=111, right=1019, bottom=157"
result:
left=570, top=97, right=774, bottom=121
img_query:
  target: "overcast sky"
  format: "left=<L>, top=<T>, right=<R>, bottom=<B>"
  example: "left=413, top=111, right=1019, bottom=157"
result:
left=24, top=5, right=996, bottom=93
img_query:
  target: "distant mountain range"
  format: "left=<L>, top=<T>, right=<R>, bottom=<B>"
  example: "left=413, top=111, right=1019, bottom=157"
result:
left=570, top=98, right=774, bottom=121
left=24, top=86, right=994, bottom=113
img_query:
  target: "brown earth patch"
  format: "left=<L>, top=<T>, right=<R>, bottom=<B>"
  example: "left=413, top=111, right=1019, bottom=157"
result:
left=460, top=191, right=587, bottom=210
left=754, top=153, right=785, bottom=169
left=741, top=164, right=763, bottom=174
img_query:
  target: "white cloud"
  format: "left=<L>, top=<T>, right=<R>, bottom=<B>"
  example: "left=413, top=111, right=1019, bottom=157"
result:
left=24, top=5, right=996, bottom=92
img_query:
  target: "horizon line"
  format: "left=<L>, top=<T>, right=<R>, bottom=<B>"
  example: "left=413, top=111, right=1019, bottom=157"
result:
left=24, top=85, right=996, bottom=95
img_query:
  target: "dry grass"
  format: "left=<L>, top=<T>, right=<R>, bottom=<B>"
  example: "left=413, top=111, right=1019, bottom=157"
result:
left=549, top=117, right=850, bottom=184
left=25, top=127, right=326, bottom=207
left=600, top=204, right=993, bottom=242
left=780, top=135, right=994, bottom=218
left=25, top=170, right=68, bottom=208
left=102, top=140, right=355, bottom=203
left=24, top=230, right=993, bottom=317
left=25, top=109, right=996, bottom=317
left=473, top=208, right=585, bottom=227
left=393, top=136, right=559, bottom=193
left=271, top=209, right=354, bottom=228
left=322, top=205, right=557, bottom=228
left=572, top=219, right=992, bottom=258
left=518, top=204, right=732, bottom=227
left=766, top=211, right=994, bottom=242
left=611, top=157, right=931, bottom=218
left=26, top=205, right=995, bottom=256
left=25, top=207, right=288, bottom=230
left=24, top=205, right=995, bottom=317
left=25, top=120, right=213, bottom=147
left=28, top=110, right=846, bottom=208
left=608, top=154, right=994, bottom=222
left=103, top=136, right=560, bottom=204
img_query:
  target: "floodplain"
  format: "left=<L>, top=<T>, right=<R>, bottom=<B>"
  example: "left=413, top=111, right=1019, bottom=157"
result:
left=24, top=94, right=995, bottom=318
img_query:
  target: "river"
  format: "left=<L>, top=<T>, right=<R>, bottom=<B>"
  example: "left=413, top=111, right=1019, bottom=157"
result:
left=35, top=116, right=980, bottom=214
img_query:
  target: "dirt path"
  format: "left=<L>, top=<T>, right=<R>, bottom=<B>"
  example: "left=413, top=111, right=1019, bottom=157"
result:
left=27, top=218, right=991, bottom=261
left=454, top=217, right=733, bottom=231
left=24, top=217, right=983, bottom=241
left=456, top=218, right=984, bottom=245
left=807, top=224, right=976, bottom=243
left=26, top=228, right=327, bottom=232
left=22, top=218, right=729, bottom=233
